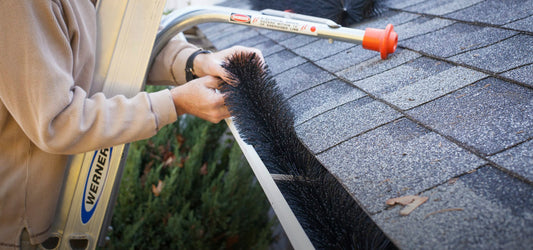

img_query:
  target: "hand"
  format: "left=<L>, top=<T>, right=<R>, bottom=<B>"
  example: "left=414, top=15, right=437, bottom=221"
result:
left=193, top=46, right=264, bottom=83
left=170, top=76, right=229, bottom=123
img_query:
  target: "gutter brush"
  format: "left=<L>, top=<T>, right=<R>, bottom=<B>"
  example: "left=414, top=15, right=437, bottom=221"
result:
left=221, top=52, right=397, bottom=249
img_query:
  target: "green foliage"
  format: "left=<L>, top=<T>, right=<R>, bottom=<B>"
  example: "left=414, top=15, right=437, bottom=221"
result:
left=108, top=110, right=275, bottom=249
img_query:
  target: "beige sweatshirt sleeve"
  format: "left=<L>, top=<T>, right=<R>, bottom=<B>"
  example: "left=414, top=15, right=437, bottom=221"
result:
left=0, top=1, right=179, bottom=154
left=147, top=36, right=200, bottom=85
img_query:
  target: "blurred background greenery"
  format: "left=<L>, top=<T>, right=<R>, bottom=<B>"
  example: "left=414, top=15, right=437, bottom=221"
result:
left=106, top=86, right=276, bottom=249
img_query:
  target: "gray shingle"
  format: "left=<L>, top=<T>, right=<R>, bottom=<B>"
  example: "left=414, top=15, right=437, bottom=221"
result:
left=405, top=0, right=484, bottom=16
left=274, top=62, right=336, bottom=98
left=446, top=0, right=533, bottom=25
left=374, top=166, right=533, bottom=249
left=501, top=64, right=533, bottom=88
left=292, top=39, right=355, bottom=61
left=337, top=49, right=421, bottom=82
left=196, top=23, right=221, bottom=34
left=296, top=97, right=402, bottom=154
left=383, top=0, right=428, bottom=10
left=402, top=22, right=516, bottom=58
left=278, top=35, right=319, bottom=50
left=235, top=34, right=271, bottom=48
left=288, top=79, right=367, bottom=126
left=314, top=45, right=377, bottom=73
left=461, top=167, right=533, bottom=220
left=203, top=24, right=252, bottom=43
left=394, top=16, right=455, bottom=40
left=250, top=39, right=285, bottom=57
left=197, top=23, right=237, bottom=40
left=210, top=28, right=261, bottom=49
left=407, top=78, right=533, bottom=156
left=351, top=11, right=419, bottom=30
left=490, top=140, right=533, bottom=182
left=382, top=66, right=487, bottom=110
left=316, top=118, right=485, bottom=214
left=216, top=0, right=250, bottom=8
left=264, top=50, right=306, bottom=76
left=503, top=15, right=533, bottom=33
left=354, top=57, right=454, bottom=99
left=449, top=35, right=533, bottom=73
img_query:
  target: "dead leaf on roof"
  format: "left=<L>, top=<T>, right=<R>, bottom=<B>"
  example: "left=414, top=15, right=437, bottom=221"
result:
left=386, top=195, right=428, bottom=216
left=467, top=169, right=477, bottom=174
left=448, top=178, right=458, bottom=184
left=386, top=195, right=415, bottom=206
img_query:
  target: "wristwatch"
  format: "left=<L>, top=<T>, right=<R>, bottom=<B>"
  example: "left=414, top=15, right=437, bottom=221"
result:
left=185, top=49, right=212, bottom=82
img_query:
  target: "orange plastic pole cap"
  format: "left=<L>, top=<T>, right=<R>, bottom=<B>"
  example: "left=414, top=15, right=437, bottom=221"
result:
left=362, top=24, right=398, bottom=59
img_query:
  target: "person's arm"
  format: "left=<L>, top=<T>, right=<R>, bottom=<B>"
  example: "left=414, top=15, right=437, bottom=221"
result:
left=147, top=37, right=199, bottom=85
left=147, top=35, right=264, bottom=123
left=0, top=1, right=176, bottom=154
left=147, top=36, right=264, bottom=86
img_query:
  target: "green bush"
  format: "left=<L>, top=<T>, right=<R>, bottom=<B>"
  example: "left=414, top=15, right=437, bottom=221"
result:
left=107, top=94, right=275, bottom=249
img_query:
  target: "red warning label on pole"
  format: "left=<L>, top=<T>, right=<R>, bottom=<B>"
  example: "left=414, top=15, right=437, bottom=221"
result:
left=230, top=13, right=251, bottom=23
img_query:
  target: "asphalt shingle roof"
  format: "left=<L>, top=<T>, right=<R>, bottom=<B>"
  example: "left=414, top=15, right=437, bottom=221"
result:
left=199, top=0, right=533, bottom=248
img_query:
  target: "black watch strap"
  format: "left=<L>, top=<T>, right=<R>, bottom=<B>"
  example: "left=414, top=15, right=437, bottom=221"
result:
left=185, top=49, right=211, bottom=82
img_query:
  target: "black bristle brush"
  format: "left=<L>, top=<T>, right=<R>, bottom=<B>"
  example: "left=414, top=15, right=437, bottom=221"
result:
left=220, top=52, right=396, bottom=249
left=249, top=0, right=383, bottom=26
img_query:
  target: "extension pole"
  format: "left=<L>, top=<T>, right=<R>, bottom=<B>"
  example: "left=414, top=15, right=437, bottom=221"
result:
left=149, top=6, right=397, bottom=72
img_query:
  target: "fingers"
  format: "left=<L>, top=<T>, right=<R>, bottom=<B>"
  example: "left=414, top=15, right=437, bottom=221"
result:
left=176, top=45, right=264, bottom=123
left=170, top=77, right=229, bottom=123
left=194, top=97, right=229, bottom=123
left=196, top=90, right=229, bottom=123
left=195, top=46, right=265, bottom=81
left=211, top=103, right=230, bottom=123
left=198, top=76, right=230, bottom=123
left=220, top=46, right=264, bottom=66
left=201, top=75, right=224, bottom=89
